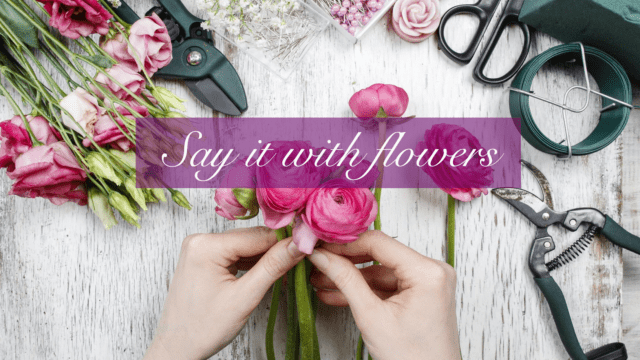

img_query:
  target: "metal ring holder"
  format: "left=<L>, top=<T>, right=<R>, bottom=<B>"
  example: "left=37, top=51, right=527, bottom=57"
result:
left=509, top=43, right=639, bottom=159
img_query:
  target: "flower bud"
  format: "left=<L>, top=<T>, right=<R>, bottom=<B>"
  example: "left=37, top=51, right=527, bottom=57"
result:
left=88, top=188, right=118, bottom=230
left=151, top=87, right=186, bottom=112
left=124, top=176, right=148, bottom=211
left=151, top=188, right=167, bottom=202
left=87, top=152, right=122, bottom=185
left=109, top=149, right=136, bottom=169
left=232, top=188, right=259, bottom=219
left=109, top=191, right=140, bottom=225
left=170, top=189, right=192, bottom=210
left=142, top=189, right=158, bottom=203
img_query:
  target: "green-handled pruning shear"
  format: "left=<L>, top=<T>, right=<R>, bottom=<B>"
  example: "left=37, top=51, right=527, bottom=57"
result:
left=111, top=0, right=248, bottom=116
left=493, top=161, right=639, bottom=360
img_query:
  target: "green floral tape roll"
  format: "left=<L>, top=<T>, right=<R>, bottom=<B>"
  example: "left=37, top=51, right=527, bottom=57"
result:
left=510, top=44, right=632, bottom=156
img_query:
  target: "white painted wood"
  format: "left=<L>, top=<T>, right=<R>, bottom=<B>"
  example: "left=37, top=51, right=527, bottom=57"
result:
left=0, top=0, right=638, bottom=359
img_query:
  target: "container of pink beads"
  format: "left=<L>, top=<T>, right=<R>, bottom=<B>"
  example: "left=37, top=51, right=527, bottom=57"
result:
left=304, top=0, right=396, bottom=42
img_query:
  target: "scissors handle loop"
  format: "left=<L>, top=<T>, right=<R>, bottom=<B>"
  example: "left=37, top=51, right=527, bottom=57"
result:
left=437, top=0, right=500, bottom=64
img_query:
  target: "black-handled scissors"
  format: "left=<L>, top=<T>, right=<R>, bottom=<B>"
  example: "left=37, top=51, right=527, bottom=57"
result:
left=438, top=0, right=532, bottom=85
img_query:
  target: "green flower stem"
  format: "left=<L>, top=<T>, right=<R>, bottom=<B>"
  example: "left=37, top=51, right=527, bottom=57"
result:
left=295, top=258, right=318, bottom=360
left=284, top=227, right=300, bottom=360
left=0, top=82, right=42, bottom=146
left=447, top=195, right=456, bottom=268
left=97, top=0, right=132, bottom=29
left=266, top=227, right=288, bottom=360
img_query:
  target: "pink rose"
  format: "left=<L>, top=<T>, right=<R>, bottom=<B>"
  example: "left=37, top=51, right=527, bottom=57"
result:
left=392, top=0, right=441, bottom=43
left=38, top=0, right=112, bottom=39
left=128, top=13, right=173, bottom=75
left=349, top=84, right=409, bottom=119
left=256, top=141, right=324, bottom=229
left=93, top=64, right=146, bottom=102
left=0, top=115, right=60, bottom=170
left=293, top=179, right=378, bottom=254
left=215, top=188, right=249, bottom=220
left=100, top=25, right=139, bottom=73
left=416, top=124, right=492, bottom=202
left=7, top=141, right=88, bottom=206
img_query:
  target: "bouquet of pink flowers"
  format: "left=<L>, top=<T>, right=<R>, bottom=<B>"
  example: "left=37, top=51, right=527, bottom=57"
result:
left=214, top=140, right=379, bottom=359
left=0, top=0, right=190, bottom=229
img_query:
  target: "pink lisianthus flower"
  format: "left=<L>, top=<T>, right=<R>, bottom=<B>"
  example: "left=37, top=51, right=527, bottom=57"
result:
left=7, top=141, right=88, bottom=205
left=416, top=124, right=493, bottom=202
left=293, top=179, right=378, bottom=254
left=93, top=64, right=146, bottom=102
left=349, top=84, right=410, bottom=119
left=81, top=105, right=142, bottom=152
left=100, top=24, right=139, bottom=73
left=128, top=13, right=173, bottom=75
left=392, top=0, right=441, bottom=43
left=0, top=115, right=61, bottom=170
left=38, top=0, right=112, bottom=39
left=256, top=141, right=323, bottom=229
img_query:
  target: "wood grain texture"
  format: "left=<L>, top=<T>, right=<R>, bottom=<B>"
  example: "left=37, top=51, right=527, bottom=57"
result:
left=0, top=0, right=637, bottom=359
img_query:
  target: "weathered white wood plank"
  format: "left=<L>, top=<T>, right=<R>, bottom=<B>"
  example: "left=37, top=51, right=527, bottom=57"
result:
left=0, top=0, right=637, bottom=359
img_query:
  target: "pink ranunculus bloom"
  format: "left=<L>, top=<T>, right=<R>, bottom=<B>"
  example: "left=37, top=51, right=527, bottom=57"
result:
left=214, top=188, right=249, bottom=220
left=416, top=124, right=493, bottom=202
left=222, top=157, right=256, bottom=189
left=293, top=179, right=378, bottom=254
left=7, top=141, right=88, bottom=206
left=392, top=0, right=441, bottom=43
left=38, top=0, right=112, bottom=40
left=100, top=25, right=139, bottom=73
left=349, top=84, right=409, bottom=119
left=0, top=115, right=60, bottom=170
left=128, top=13, right=173, bottom=75
left=256, top=141, right=324, bottom=229
left=93, top=64, right=146, bottom=102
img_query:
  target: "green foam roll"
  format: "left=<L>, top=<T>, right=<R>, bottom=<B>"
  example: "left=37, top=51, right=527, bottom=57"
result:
left=519, top=0, right=640, bottom=81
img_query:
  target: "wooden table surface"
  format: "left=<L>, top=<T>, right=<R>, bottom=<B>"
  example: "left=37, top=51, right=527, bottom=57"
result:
left=0, top=0, right=638, bottom=359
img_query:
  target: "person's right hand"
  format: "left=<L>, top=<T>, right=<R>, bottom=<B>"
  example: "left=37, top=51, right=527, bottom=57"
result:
left=308, top=230, right=461, bottom=360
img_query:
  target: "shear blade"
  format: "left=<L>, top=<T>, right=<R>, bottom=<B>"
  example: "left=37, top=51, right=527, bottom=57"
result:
left=186, top=78, right=243, bottom=116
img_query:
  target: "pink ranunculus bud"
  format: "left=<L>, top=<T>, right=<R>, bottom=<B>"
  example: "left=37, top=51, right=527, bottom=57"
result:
left=37, top=0, right=112, bottom=39
left=255, top=141, right=324, bottom=229
left=214, top=188, right=249, bottom=220
left=93, top=64, right=146, bottom=102
left=128, top=13, right=173, bottom=75
left=349, top=83, right=409, bottom=119
left=392, top=0, right=441, bottom=43
left=7, top=142, right=88, bottom=205
left=0, top=115, right=61, bottom=170
left=416, top=124, right=493, bottom=202
left=293, top=179, right=378, bottom=254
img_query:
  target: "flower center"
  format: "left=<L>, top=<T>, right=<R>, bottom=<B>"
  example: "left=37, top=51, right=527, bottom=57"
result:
left=333, top=194, right=345, bottom=204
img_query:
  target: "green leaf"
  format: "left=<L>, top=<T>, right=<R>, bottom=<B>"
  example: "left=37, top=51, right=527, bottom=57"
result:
left=85, top=55, right=115, bottom=68
left=0, top=2, right=39, bottom=48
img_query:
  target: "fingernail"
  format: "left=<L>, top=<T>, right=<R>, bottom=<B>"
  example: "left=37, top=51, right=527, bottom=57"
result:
left=308, top=250, right=329, bottom=268
left=287, top=241, right=304, bottom=258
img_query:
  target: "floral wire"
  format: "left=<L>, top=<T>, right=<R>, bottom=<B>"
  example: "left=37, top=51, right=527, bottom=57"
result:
left=266, top=227, right=288, bottom=360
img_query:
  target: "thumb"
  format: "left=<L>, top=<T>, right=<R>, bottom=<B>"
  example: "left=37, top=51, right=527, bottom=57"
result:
left=308, top=248, right=380, bottom=316
left=236, top=238, right=305, bottom=305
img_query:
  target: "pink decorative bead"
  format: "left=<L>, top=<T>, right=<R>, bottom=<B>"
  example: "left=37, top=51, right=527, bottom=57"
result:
left=338, top=6, right=347, bottom=16
left=355, top=1, right=364, bottom=9
left=342, top=23, right=350, bottom=30
left=330, top=4, right=341, bottom=14
left=362, top=15, right=371, bottom=24
left=375, top=1, right=383, bottom=9
left=366, top=0, right=377, bottom=9
left=346, top=13, right=355, bottom=21
left=342, top=0, right=351, bottom=7
left=348, top=26, right=357, bottom=35
left=354, top=12, right=363, bottom=20
left=349, top=6, right=358, bottom=13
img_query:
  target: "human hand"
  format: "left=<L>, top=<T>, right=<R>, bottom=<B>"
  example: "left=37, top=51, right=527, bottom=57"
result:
left=144, top=227, right=305, bottom=360
left=309, top=230, right=461, bottom=360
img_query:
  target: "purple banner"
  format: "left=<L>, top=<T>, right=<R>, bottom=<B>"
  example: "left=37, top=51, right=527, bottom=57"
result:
left=136, top=117, right=521, bottom=189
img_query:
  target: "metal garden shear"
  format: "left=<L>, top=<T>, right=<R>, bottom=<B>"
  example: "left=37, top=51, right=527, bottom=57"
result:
left=492, top=161, right=639, bottom=360
left=437, top=0, right=532, bottom=85
left=111, top=0, right=248, bottom=116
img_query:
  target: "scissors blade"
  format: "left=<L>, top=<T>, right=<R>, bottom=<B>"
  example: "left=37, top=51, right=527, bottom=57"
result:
left=186, top=78, right=244, bottom=116
left=521, top=160, right=554, bottom=210
left=492, top=188, right=566, bottom=228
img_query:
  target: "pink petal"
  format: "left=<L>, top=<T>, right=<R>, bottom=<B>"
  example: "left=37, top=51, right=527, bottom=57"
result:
left=293, top=221, right=319, bottom=255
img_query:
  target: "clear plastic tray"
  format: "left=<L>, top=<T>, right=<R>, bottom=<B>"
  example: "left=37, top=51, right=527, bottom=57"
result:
left=201, top=1, right=330, bottom=80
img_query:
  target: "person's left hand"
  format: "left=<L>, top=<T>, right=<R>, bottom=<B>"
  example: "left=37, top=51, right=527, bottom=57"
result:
left=144, top=227, right=305, bottom=360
